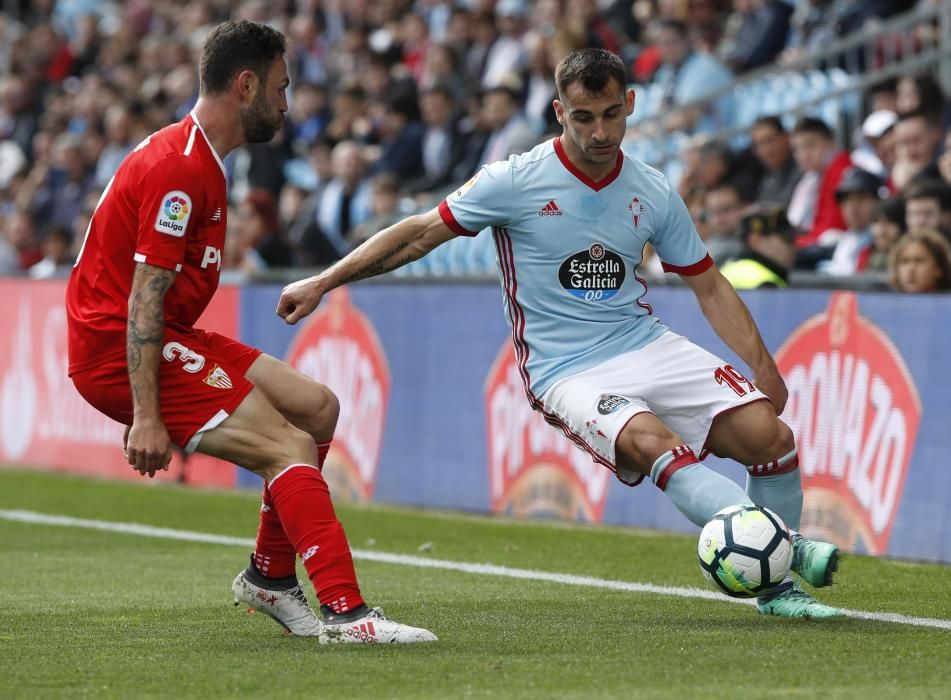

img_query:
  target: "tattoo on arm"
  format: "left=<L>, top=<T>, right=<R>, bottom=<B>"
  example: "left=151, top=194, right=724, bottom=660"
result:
left=127, top=263, right=175, bottom=412
left=339, top=241, right=411, bottom=284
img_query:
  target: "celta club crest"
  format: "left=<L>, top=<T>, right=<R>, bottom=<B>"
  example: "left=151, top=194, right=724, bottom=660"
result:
left=629, top=197, right=645, bottom=227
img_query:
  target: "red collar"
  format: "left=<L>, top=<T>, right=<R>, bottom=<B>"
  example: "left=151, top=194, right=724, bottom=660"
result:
left=554, top=136, right=623, bottom=192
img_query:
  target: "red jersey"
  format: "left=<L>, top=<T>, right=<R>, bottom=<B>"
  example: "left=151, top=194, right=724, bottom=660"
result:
left=66, top=113, right=228, bottom=375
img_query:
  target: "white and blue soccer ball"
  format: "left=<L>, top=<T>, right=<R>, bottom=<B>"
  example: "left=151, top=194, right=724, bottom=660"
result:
left=697, top=505, right=793, bottom=598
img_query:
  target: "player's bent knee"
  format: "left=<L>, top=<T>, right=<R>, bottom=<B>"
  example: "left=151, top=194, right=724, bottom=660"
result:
left=246, top=425, right=319, bottom=481
left=616, top=422, right=683, bottom=473
left=314, top=386, right=340, bottom=431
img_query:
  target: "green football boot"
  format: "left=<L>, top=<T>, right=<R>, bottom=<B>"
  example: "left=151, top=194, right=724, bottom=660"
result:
left=791, top=534, right=840, bottom=587
left=756, top=581, right=841, bottom=619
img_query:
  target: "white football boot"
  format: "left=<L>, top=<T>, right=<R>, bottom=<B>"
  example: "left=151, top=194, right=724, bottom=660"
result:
left=319, top=605, right=438, bottom=644
left=232, top=562, right=322, bottom=637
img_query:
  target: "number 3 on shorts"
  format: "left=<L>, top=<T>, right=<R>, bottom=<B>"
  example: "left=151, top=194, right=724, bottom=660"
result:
left=714, top=364, right=755, bottom=396
left=163, top=341, right=206, bottom=373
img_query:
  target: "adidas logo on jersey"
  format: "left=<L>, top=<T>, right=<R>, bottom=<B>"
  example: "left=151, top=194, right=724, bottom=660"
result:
left=538, top=200, right=563, bottom=216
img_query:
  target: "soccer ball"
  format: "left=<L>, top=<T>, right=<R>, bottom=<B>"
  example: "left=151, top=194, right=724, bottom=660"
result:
left=697, top=505, right=793, bottom=598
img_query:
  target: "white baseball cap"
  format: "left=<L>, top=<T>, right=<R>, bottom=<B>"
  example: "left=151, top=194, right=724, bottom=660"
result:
left=862, top=110, right=897, bottom=139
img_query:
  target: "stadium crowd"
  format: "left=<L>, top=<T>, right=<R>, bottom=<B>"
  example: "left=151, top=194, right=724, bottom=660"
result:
left=1, top=0, right=949, bottom=292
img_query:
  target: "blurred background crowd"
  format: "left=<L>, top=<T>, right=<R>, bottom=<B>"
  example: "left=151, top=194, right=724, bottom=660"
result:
left=1, top=0, right=950, bottom=293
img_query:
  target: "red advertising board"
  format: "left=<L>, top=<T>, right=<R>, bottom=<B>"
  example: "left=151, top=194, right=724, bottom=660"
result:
left=0, top=279, right=237, bottom=487
left=776, top=292, right=921, bottom=555
left=485, top=341, right=611, bottom=522
left=285, top=288, right=390, bottom=502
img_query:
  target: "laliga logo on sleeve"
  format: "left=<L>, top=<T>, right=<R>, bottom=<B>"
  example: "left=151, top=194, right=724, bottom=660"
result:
left=154, top=191, right=192, bottom=237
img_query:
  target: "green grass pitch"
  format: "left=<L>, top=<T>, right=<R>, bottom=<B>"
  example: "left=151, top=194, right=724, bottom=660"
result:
left=1, top=468, right=949, bottom=699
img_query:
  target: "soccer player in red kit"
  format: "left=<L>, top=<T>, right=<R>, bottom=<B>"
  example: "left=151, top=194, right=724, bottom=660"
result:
left=65, top=20, right=435, bottom=644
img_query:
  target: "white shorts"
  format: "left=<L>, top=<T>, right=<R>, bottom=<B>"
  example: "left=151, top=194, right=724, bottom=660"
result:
left=540, top=331, right=769, bottom=486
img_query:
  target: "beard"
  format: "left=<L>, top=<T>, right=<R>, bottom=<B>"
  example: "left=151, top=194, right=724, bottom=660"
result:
left=241, top=92, right=282, bottom=144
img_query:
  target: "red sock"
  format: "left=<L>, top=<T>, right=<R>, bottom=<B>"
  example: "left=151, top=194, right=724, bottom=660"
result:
left=252, top=483, right=297, bottom=579
left=268, top=464, right=364, bottom=613
left=316, top=441, right=330, bottom=468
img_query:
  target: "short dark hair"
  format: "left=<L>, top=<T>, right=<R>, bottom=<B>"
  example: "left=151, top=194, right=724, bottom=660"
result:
left=555, top=48, right=626, bottom=99
left=199, top=20, right=287, bottom=96
left=896, top=108, right=941, bottom=129
left=792, top=116, right=833, bottom=139
left=876, top=197, right=906, bottom=227
left=752, top=115, right=785, bottom=134
left=904, top=178, right=951, bottom=211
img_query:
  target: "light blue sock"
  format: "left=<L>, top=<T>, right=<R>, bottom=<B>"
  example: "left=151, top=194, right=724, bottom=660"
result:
left=651, top=448, right=752, bottom=528
left=745, top=470, right=803, bottom=531
left=744, top=449, right=803, bottom=530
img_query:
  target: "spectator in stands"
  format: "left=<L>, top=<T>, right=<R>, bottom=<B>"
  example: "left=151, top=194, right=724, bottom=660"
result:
left=28, top=224, right=73, bottom=279
left=565, top=0, right=622, bottom=55
left=650, top=18, right=733, bottom=133
left=482, top=0, right=528, bottom=89
left=751, top=116, right=800, bottom=207
left=420, top=43, right=464, bottom=98
left=407, top=84, right=465, bottom=196
left=463, top=11, right=499, bottom=87
left=787, top=116, right=851, bottom=249
left=287, top=138, right=345, bottom=267
left=888, top=228, right=951, bottom=293
left=702, top=182, right=747, bottom=264
left=695, top=138, right=758, bottom=202
left=866, top=196, right=906, bottom=273
left=2, top=208, right=42, bottom=272
left=324, top=83, right=371, bottom=145
left=315, top=140, right=372, bottom=255
left=903, top=178, right=951, bottom=236
left=479, top=85, right=538, bottom=166
left=234, top=189, right=296, bottom=272
left=449, top=89, right=491, bottom=185
left=718, top=0, right=793, bottom=74
left=94, top=104, right=135, bottom=188
left=851, top=110, right=897, bottom=180
left=287, top=13, right=330, bottom=86
left=895, top=73, right=947, bottom=123
left=371, top=90, right=425, bottom=180
left=521, top=26, right=584, bottom=135
left=688, top=0, right=728, bottom=53
left=24, top=132, right=95, bottom=230
left=720, top=206, right=796, bottom=289
left=0, top=74, right=39, bottom=161
left=285, top=83, right=330, bottom=151
left=352, top=173, right=408, bottom=245
left=891, top=109, right=944, bottom=190
left=823, top=168, right=883, bottom=275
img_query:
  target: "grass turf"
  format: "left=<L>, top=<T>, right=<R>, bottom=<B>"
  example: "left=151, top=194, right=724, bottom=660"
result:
left=1, top=468, right=949, bottom=699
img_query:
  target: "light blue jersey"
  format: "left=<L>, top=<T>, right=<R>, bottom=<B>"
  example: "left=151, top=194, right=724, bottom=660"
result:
left=439, top=137, right=712, bottom=402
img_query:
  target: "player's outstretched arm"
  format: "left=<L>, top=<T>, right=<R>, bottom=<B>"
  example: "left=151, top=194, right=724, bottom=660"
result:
left=680, top=265, right=788, bottom=414
left=277, top=207, right=456, bottom=324
left=126, top=262, right=176, bottom=477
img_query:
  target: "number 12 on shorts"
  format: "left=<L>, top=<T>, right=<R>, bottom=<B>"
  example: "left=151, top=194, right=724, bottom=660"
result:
left=714, top=364, right=755, bottom=396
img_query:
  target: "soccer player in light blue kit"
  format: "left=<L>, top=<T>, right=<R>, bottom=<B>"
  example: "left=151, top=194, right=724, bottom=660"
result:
left=279, top=49, right=840, bottom=618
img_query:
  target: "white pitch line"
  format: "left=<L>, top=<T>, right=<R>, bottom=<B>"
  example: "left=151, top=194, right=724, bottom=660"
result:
left=2, top=508, right=949, bottom=631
